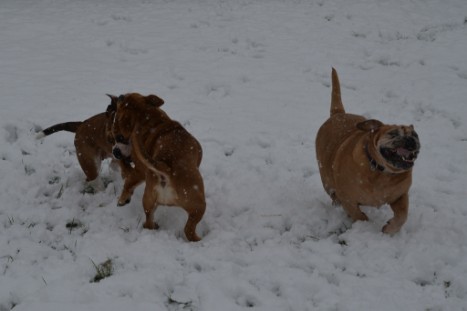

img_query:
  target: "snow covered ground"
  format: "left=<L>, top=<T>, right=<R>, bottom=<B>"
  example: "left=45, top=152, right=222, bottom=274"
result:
left=1, top=0, right=467, bottom=310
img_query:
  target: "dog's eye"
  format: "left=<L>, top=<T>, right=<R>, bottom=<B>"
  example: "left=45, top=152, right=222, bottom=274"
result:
left=115, top=134, right=126, bottom=143
left=388, top=130, right=399, bottom=138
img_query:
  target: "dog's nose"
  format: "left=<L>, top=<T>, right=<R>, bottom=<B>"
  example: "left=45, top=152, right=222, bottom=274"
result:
left=113, top=147, right=123, bottom=160
left=405, top=137, right=418, bottom=150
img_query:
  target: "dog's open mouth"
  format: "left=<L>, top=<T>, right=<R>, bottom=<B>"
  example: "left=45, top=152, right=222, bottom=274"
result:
left=380, top=146, right=418, bottom=170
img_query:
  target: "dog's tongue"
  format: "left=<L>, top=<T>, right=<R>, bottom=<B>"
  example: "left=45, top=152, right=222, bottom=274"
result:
left=396, top=147, right=411, bottom=158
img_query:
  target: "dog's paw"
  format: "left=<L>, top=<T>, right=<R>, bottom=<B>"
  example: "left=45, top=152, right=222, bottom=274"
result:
left=186, top=233, right=202, bottom=242
left=348, top=211, right=369, bottom=222
left=382, top=220, right=401, bottom=235
left=143, top=222, right=159, bottom=230
left=117, top=198, right=131, bottom=206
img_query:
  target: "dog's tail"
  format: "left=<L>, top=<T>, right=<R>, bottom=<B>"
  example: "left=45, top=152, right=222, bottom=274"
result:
left=130, top=126, right=172, bottom=179
left=35, top=122, right=82, bottom=139
left=330, top=68, right=345, bottom=116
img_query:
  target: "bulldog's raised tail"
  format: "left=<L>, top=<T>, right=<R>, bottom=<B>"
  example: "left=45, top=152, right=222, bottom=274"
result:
left=330, top=68, right=345, bottom=116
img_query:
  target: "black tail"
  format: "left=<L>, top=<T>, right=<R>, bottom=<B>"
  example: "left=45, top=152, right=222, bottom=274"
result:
left=36, top=122, right=82, bottom=139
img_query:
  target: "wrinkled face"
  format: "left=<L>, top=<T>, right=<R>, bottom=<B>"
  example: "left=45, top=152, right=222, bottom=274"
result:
left=113, top=101, right=134, bottom=143
left=358, top=120, right=420, bottom=172
left=376, top=125, right=420, bottom=171
left=103, top=94, right=134, bottom=160
left=107, top=93, right=165, bottom=160
left=110, top=95, right=136, bottom=160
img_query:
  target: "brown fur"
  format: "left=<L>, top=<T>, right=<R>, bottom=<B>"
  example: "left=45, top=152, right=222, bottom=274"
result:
left=315, top=68, right=420, bottom=233
left=111, top=93, right=206, bottom=242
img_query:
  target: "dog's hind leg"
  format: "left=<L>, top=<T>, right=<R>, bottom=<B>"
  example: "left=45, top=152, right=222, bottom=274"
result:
left=76, top=153, right=100, bottom=181
left=383, top=194, right=408, bottom=234
left=142, top=176, right=159, bottom=230
left=74, top=139, right=100, bottom=181
left=183, top=201, right=205, bottom=242
left=179, top=174, right=206, bottom=242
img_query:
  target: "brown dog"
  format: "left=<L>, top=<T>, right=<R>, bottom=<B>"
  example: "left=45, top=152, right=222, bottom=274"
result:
left=36, top=95, right=136, bottom=182
left=315, top=68, right=420, bottom=233
left=105, top=93, right=167, bottom=206
left=110, top=93, right=206, bottom=241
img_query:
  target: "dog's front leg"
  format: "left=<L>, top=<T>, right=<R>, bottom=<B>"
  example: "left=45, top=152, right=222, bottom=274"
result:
left=142, top=175, right=159, bottom=230
left=383, top=193, right=409, bottom=234
left=118, top=161, right=134, bottom=179
left=341, top=200, right=369, bottom=222
left=118, top=170, right=143, bottom=206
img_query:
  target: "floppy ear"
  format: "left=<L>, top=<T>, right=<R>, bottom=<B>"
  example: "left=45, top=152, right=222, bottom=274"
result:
left=145, top=94, right=165, bottom=107
left=357, top=119, right=384, bottom=132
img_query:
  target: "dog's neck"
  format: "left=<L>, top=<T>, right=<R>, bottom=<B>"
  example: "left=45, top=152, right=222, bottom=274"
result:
left=365, top=144, right=386, bottom=172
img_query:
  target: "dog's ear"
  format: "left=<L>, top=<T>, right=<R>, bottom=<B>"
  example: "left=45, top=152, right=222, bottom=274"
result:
left=106, top=94, right=118, bottom=116
left=145, top=94, right=165, bottom=107
left=106, top=94, right=118, bottom=103
left=357, top=119, right=384, bottom=132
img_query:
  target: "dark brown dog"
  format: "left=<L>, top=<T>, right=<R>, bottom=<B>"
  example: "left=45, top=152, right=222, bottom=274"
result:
left=36, top=95, right=137, bottom=182
left=315, top=69, right=420, bottom=233
left=110, top=93, right=206, bottom=241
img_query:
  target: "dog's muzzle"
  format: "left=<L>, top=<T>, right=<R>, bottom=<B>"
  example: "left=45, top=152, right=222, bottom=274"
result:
left=112, top=142, right=132, bottom=160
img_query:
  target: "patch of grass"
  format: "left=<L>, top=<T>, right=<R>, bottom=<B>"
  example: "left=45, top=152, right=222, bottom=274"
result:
left=444, top=280, right=452, bottom=298
left=82, top=184, right=97, bottom=194
left=102, top=176, right=114, bottom=189
left=166, top=295, right=194, bottom=310
left=56, top=184, right=64, bottom=199
left=91, top=259, right=114, bottom=283
left=1, top=255, right=14, bottom=263
left=65, top=218, right=83, bottom=234
left=24, top=164, right=35, bottom=175
left=49, top=176, right=61, bottom=184
left=120, top=226, right=130, bottom=233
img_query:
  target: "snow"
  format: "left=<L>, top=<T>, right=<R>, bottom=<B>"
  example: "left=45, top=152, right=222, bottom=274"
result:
left=1, top=0, right=467, bottom=310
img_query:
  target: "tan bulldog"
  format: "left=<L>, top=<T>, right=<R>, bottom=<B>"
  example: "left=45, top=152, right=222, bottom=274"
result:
left=315, top=68, right=420, bottom=233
